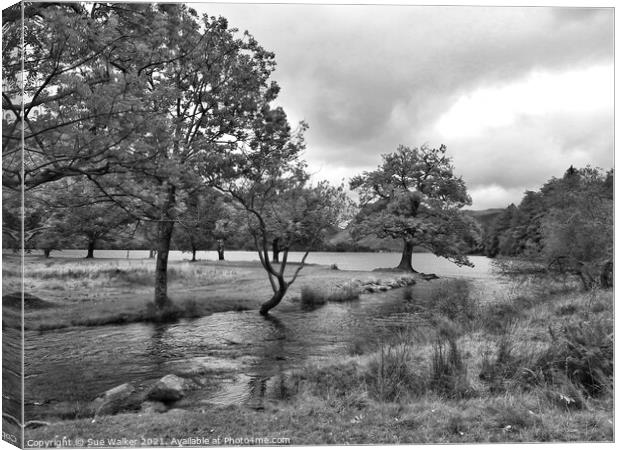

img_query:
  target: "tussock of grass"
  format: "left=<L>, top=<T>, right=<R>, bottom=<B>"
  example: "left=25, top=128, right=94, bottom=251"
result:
left=300, top=282, right=360, bottom=308
left=429, top=318, right=470, bottom=399
left=300, top=285, right=327, bottom=308
left=367, top=340, right=427, bottom=402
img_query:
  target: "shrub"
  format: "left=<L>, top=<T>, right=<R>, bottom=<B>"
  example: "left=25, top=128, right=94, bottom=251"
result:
left=531, top=317, right=613, bottom=396
left=300, top=286, right=328, bottom=308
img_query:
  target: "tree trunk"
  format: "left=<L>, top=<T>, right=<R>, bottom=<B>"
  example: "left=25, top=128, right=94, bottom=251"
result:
left=154, top=211, right=175, bottom=310
left=272, top=238, right=280, bottom=263
left=86, top=240, right=96, bottom=259
left=259, top=279, right=288, bottom=315
left=217, top=239, right=225, bottom=261
left=396, top=239, right=417, bottom=272
left=148, top=249, right=156, bottom=259
left=43, top=248, right=51, bottom=258
left=191, top=246, right=197, bottom=262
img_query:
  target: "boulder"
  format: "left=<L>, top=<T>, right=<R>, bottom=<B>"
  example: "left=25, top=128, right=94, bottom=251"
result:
left=147, top=374, right=194, bottom=402
left=93, top=383, right=136, bottom=416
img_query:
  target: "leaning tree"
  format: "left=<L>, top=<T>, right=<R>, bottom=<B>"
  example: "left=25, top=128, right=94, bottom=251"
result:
left=220, top=171, right=349, bottom=315
left=211, top=105, right=349, bottom=314
left=350, top=144, right=477, bottom=272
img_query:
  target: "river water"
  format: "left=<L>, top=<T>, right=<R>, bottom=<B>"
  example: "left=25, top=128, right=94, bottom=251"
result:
left=19, top=252, right=502, bottom=421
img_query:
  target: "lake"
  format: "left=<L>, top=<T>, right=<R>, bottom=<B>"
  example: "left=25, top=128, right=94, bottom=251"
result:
left=44, top=249, right=494, bottom=279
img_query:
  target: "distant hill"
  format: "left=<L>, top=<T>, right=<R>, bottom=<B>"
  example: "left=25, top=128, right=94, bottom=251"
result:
left=464, top=208, right=505, bottom=229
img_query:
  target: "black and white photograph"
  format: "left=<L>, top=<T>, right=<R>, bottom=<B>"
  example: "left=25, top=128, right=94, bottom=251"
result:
left=1, top=1, right=614, bottom=447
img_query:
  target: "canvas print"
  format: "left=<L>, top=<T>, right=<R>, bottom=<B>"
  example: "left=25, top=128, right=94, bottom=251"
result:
left=1, top=1, right=614, bottom=447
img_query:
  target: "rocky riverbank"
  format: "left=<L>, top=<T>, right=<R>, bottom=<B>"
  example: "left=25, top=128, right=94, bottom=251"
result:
left=352, top=272, right=439, bottom=294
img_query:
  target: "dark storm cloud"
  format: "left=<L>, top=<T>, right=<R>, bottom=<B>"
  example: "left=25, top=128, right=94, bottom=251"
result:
left=197, top=3, right=613, bottom=208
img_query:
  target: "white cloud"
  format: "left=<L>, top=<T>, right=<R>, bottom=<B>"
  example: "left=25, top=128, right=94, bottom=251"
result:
left=468, top=185, right=527, bottom=210
left=435, top=64, right=613, bottom=139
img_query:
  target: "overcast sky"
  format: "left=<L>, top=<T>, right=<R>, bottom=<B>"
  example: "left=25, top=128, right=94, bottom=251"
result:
left=195, top=3, right=613, bottom=210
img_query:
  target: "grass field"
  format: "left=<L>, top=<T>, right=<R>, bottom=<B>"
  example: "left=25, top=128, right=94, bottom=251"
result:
left=2, top=254, right=389, bottom=330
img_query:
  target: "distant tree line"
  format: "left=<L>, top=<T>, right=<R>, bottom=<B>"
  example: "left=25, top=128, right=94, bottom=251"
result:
left=480, top=166, right=613, bottom=289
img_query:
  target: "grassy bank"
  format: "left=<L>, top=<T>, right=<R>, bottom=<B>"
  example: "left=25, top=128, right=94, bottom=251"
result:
left=2, top=254, right=400, bottom=331
left=24, top=276, right=613, bottom=443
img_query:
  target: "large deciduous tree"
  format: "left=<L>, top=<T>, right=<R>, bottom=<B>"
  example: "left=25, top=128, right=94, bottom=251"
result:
left=122, top=5, right=283, bottom=310
left=350, top=144, right=475, bottom=272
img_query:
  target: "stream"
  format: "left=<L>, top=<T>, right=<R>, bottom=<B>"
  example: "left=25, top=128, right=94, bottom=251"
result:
left=22, top=279, right=506, bottom=421
left=12, top=254, right=505, bottom=421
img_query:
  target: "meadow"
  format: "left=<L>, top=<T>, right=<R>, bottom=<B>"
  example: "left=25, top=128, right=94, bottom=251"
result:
left=2, top=254, right=383, bottom=331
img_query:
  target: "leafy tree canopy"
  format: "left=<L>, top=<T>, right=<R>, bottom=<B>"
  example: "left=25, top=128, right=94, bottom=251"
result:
left=349, top=144, right=475, bottom=271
